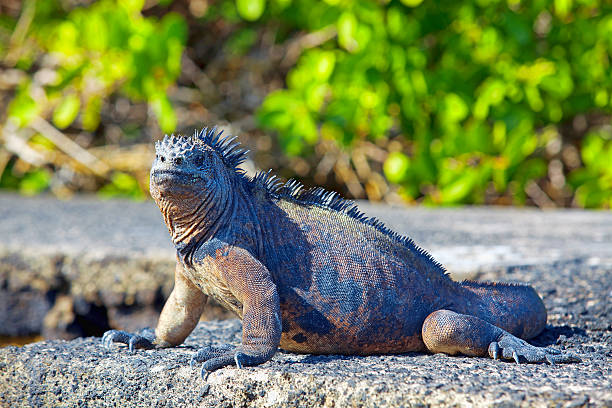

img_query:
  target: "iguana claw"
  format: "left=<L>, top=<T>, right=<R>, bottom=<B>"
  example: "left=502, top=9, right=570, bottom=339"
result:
left=201, top=367, right=210, bottom=381
left=234, top=353, right=244, bottom=369
left=489, top=342, right=500, bottom=360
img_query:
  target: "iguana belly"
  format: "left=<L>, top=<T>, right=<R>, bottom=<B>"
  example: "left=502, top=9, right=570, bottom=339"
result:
left=276, top=285, right=431, bottom=355
left=279, top=327, right=426, bottom=355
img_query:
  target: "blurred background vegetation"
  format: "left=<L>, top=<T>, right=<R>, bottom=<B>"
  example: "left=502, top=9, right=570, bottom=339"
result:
left=0, top=0, right=611, bottom=207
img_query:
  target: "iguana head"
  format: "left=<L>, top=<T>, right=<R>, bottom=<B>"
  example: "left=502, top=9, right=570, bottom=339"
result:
left=150, top=127, right=247, bottom=247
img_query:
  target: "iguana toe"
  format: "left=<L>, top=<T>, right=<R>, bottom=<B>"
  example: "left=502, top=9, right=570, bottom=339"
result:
left=488, top=341, right=500, bottom=360
left=128, top=335, right=154, bottom=352
left=190, top=344, right=234, bottom=368
left=234, top=353, right=244, bottom=369
left=191, top=344, right=238, bottom=375
left=191, top=344, right=275, bottom=377
left=490, top=332, right=581, bottom=364
left=102, top=328, right=155, bottom=352
left=202, top=354, right=236, bottom=372
left=102, top=330, right=131, bottom=349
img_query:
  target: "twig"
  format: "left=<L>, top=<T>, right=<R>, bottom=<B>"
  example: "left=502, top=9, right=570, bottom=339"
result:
left=29, top=117, right=110, bottom=176
left=525, top=180, right=556, bottom=208
left=1, top=122, right=46, bottom=166
left=282, top=26, right=337, bottom=68
left=4, top=0, right=35, bottom=66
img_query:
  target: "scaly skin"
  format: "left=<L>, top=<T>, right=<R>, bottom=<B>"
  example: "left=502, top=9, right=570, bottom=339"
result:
left=102, top=128, right=580, bottom=376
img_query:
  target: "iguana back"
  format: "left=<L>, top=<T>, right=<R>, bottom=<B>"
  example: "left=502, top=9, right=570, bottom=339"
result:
left=255, top=199, right=453, bottom=354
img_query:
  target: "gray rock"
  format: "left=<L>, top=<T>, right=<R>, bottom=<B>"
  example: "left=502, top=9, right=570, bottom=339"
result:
left=1, top=262, right=611, bottom=408
left=1, top=193, right=611, bottom=406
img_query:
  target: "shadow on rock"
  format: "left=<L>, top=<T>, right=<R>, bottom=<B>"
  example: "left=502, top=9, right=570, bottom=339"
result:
left=532, top=325, right=587, bottom=347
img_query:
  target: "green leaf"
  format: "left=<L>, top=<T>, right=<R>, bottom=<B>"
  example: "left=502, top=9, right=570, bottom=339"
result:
left=338, top=12, right=358, bottom=52
left=313, top=51, right=336, bottom=82
left=257, top=90, right=299, bottom=130
left=581, top=132, right=605, bottom=167
left=384, top=152, right=410, bottom=183
left=150, top=94, right=176, bottom=133
left=441, top=93, right=469, bottom=124
left=20, top=169, right=51, bottom=196
left=82, top=96, right=102, bottom=131
left=53, top=94, right=81, bottom=129
left=120, top=0, right=145, bottom=14
left=554, top=0, right=572, bottom=18
left=236, top=0, right=265, bottom=21
left=7, top=85, right=39, bottom=127
left=573, top=182, right=612, bottom=208
left=400, top=0, right=424, bottom=7
left=439, top=170, right=478, bottom=204
left=98, top=172, right=145, bottom=200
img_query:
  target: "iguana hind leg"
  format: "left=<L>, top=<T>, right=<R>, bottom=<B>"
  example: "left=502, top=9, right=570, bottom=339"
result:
left=422, top=310, right=580, bottom=364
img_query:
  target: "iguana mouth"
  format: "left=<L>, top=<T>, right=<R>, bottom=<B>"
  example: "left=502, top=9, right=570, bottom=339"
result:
left=151, top=169, right=202, bottom=184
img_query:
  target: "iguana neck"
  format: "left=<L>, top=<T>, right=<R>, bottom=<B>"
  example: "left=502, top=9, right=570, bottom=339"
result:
left=154, top=177, right=266, bottom=263
left=155, top=183, right=233, bottom=252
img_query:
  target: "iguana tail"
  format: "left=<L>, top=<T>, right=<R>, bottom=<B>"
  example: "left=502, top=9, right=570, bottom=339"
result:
left=459, top=280, right=547, bottom=339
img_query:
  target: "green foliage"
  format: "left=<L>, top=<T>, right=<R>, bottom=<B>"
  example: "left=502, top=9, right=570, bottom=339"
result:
left=19, top=169, right=52, bottom=196
left=570, top=131, right=612, bottom=208
left=236, top=0, right=266, bottom=21
left=3, top=0, right=612, bottom=206
left=255, top=0, right=612, bottom=206
left=7, top=82, right=40, bottom=127
left=98, top=172, right=146, bottom=200
left=0, top=160, right=50, bottom=196
left=4, top=0, right=187, bottom=134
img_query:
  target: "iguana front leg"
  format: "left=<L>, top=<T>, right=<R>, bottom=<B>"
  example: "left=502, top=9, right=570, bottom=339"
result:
left=103, top=261, right=207, bottom=351
left=191, top=246, right=281, bottom=375
left=422, top=310, right=581, bottom=364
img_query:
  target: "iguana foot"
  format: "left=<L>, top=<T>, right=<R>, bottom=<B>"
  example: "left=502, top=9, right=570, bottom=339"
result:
left=102, top=328, right=156, bottom=352
left=489, top=332, right=581, bottom=364
left=190, top=343, right=274, bottom=378
left=423, top=310, right=581, bottom=364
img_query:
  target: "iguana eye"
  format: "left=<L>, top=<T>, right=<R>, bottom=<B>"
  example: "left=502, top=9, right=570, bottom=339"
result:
left=193, top=154, right=204, bottom=167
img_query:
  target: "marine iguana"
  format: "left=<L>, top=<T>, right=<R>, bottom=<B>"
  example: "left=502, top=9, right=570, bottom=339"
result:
left=102, top=127, right=580, bottom=375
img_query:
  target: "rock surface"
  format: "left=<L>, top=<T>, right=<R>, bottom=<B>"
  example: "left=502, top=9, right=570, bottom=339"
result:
left=0, top=193, right=611, bottom=407
left=1, top=260, right=610, bottom=407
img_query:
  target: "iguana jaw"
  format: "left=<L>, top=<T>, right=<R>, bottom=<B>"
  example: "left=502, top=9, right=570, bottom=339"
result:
left=150, top=169, right=204, bottom=188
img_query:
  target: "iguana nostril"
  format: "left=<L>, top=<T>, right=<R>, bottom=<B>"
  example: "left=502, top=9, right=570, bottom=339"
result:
left=160, top=156, right=166, bottom=163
